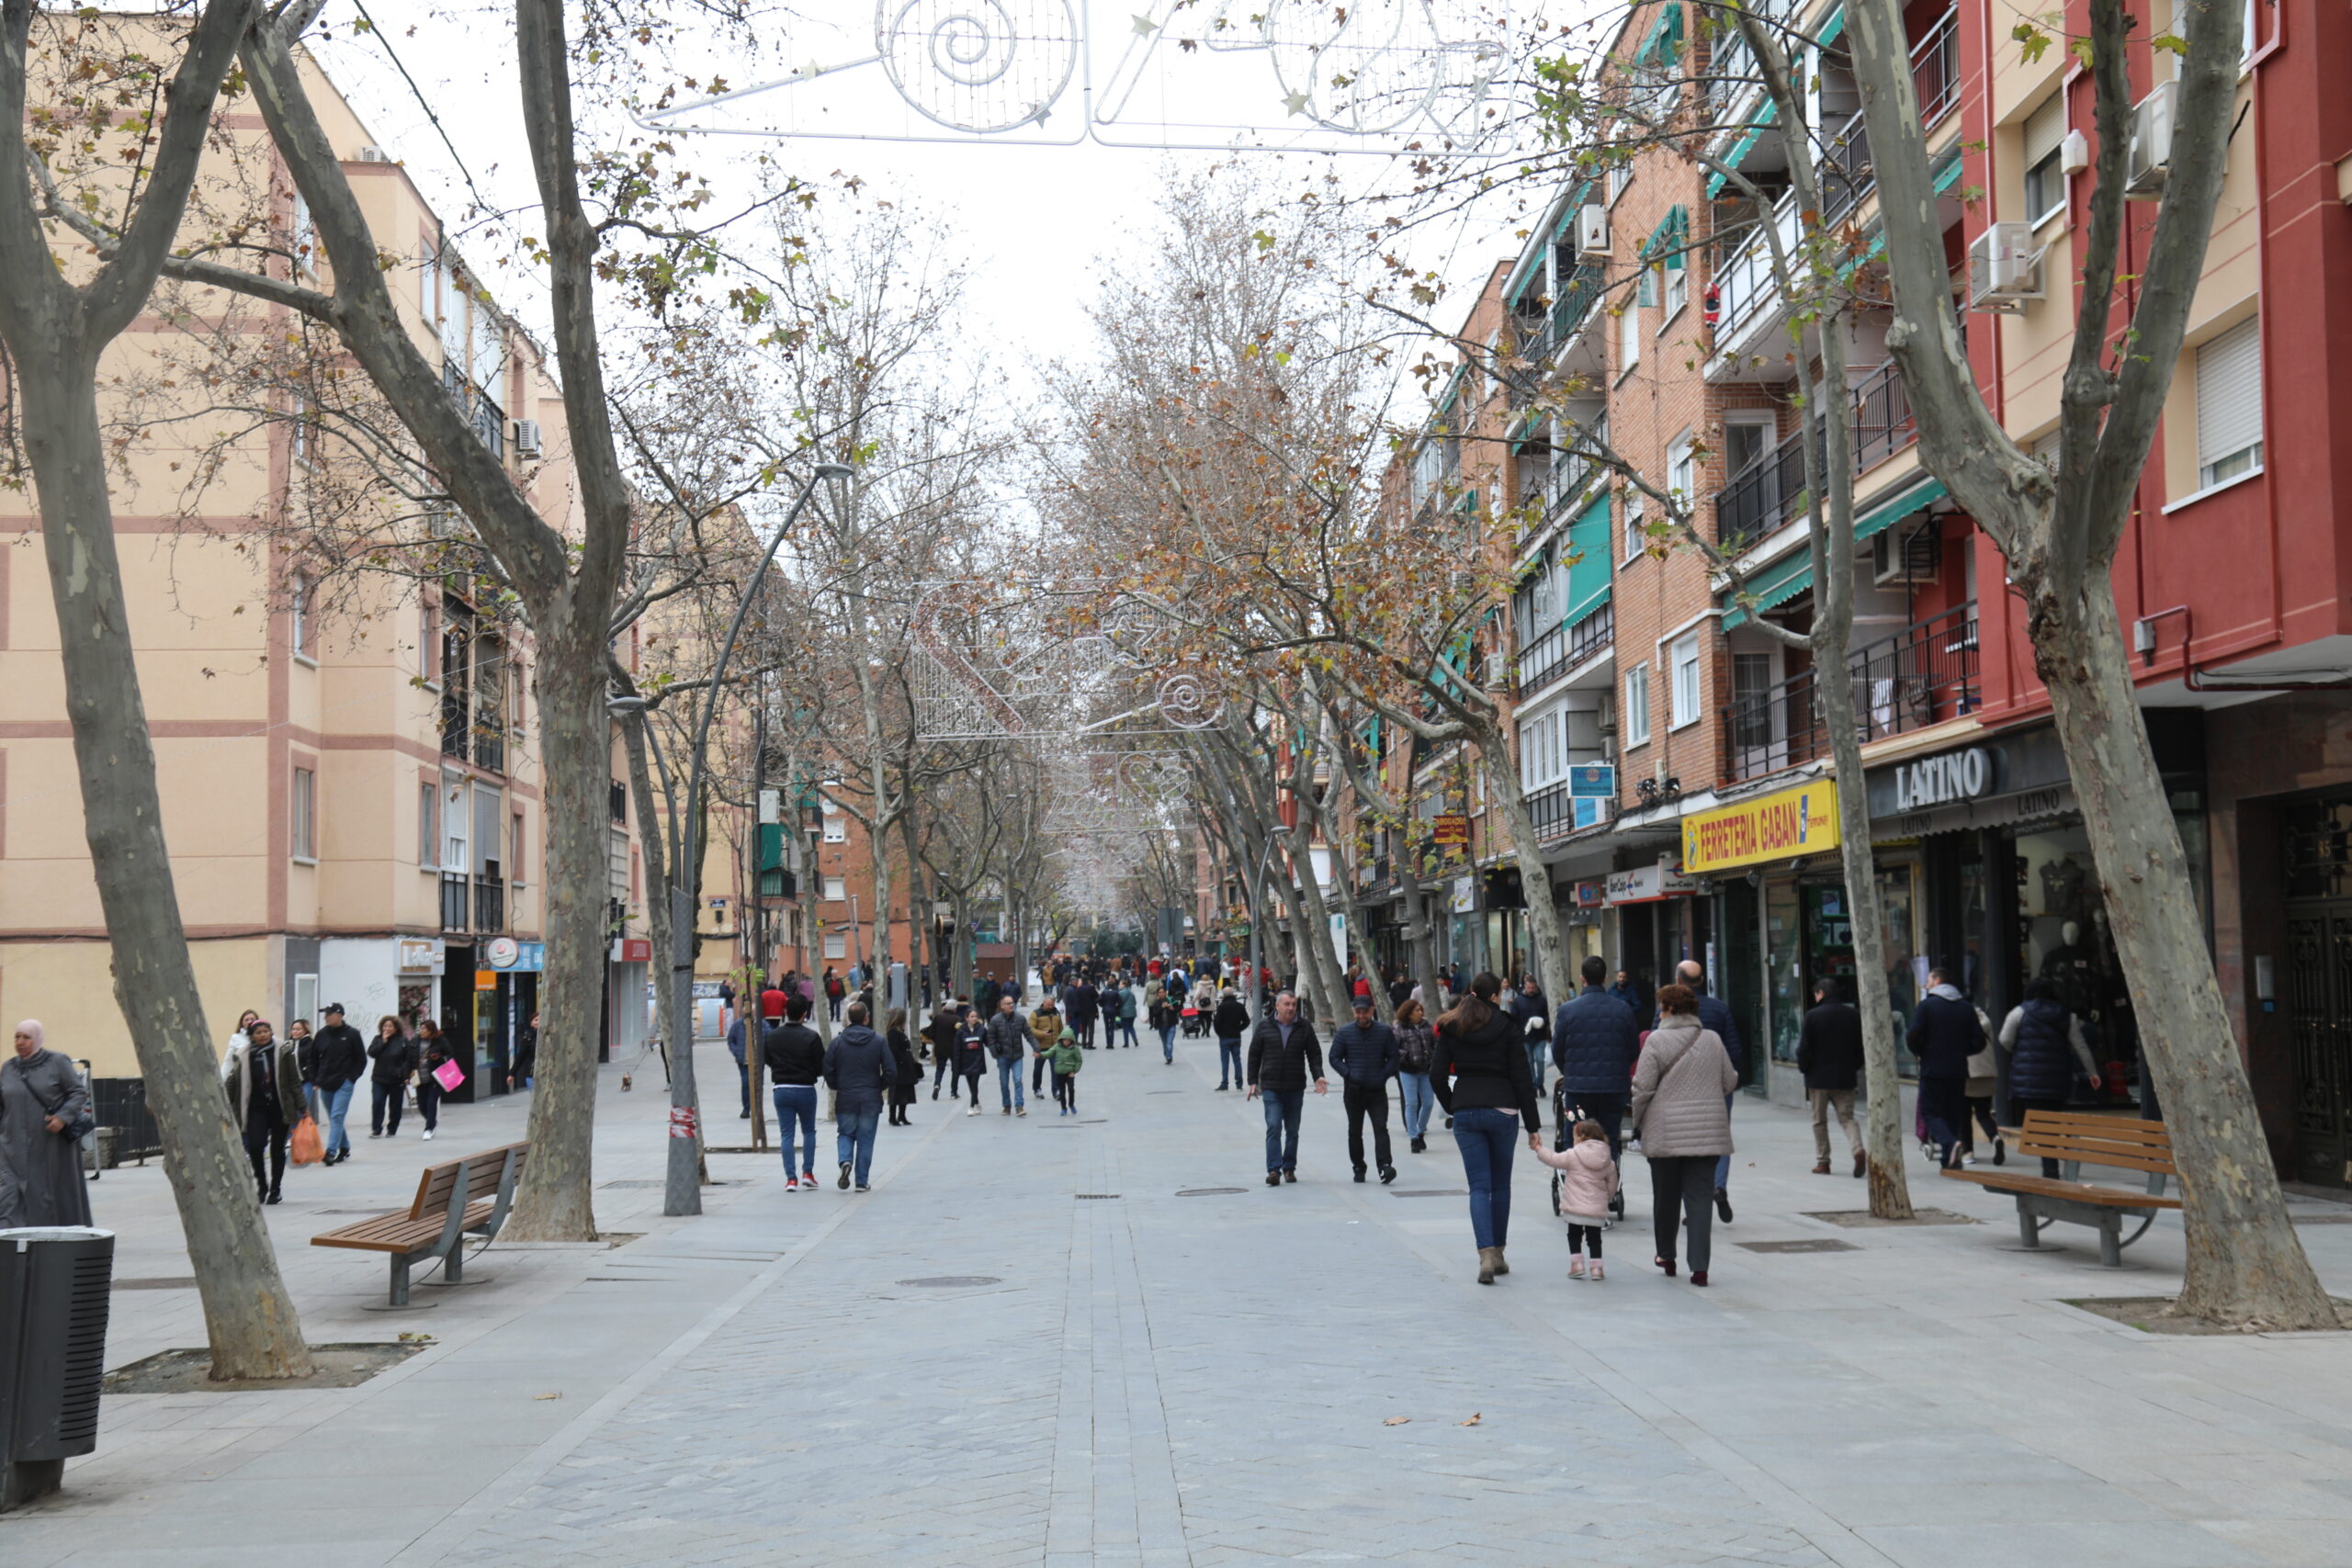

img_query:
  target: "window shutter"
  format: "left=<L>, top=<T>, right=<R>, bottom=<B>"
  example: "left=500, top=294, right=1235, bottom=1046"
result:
left=2022, top=96, right=2064, bottom=168
left=2196, top=317, right=2262, bottom=475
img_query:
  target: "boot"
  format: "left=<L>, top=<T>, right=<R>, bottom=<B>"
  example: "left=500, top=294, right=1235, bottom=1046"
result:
left=1476, top=1247, right=1498, bottom=1285
left=1492, top=1247, right=1510, bottom=1277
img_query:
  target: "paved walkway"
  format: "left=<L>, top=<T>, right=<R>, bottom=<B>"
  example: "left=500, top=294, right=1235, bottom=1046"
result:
left=11, top=1026, right=2352, bottom=1568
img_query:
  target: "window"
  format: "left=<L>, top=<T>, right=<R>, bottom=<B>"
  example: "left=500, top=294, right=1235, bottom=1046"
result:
left=291, top=766, right=317, bottom=860
left=2195, top=316, right=2263, bottom=488
left=290, top=188, right=315, bottom=276
left=289, top=389, right=316, bottom=468
left=291, top=973, right=318, bottom=1032
left=445, top=776, right=469, bottom=876
left=823, top=875, right=847, bottom=902
left=1607, top=164, right=1631, bottom=204
left=608, top=827, right=630, bottom=902
left=1667, top=434, right=1694, bottom=503
left=1623, top=662, right=1652, bottom=748
left=1724, top=414, right=1774, bottom=478
left=823, top=931, right=848, bottom=960
left=420, top=597, right=439, bottom=683
left=418, top=781, right=439, bottom=869
left=822, top=816, right=847, bottom=844
left=1623, top=490, right=1647, bottom=559
left=1731, top=652, right=1773, bottom=749
left=2022, top=96, right=2066, bottom=228
left=1664, top=258, right=1688, bottom=321
left=289, top=572, right=311, bottom=660
left=512, top=810, right=526, bottom=886
left=1618, top=296, right=1641, bottom=374
left=1670, top=632, right=1702, bottom=728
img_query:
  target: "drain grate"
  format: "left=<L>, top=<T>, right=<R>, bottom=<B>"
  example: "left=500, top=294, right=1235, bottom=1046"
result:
left=1177, top=1187, right=1248, bottom=1197
left=1075, top=1193, right=1122, bottom=1201
left=898, top=1276, right=1001, bottom=1288
left=1389, top=1189, right=1469, bottom=1198
left=112, top=1277, right=198, bottom=1291
left=1736, top=1239, right=1861, bottom=1255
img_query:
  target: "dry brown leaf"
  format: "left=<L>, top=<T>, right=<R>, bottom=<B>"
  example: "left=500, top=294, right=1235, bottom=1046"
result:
left=1383, top=1416, right=1410, bottom=1427
left=534, top=1393, right=563, bottom=1401
left=1460, top=1413, right=1482, bottom=1427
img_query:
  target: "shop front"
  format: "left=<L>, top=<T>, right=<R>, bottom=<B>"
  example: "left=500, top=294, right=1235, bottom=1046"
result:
left=1604, top=856, right=1702, bottom=1026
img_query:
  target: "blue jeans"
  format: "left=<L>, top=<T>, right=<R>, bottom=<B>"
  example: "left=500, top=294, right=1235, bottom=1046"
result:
left=1159, top=1025, right=1177, bottom=1062
left=1398, top=1071, right=1434, bottom=1138
left=1453, top=1106, right=1521, bottom=1249
left=1526, top=1039, right=1549, bottom=1095
left=1217, top=1038, right=1242, bottom=1088
left=774, top=1084, right=817, bottom=1176
left=1120, top=1020, right=1138, bottom=1047
left=1715, top=1094, right=1736, bottom=1190
left=996, top=1055, right=1025, bottom=1110
left=325, top=1080, right=356, bottom=1154
left=836, top=1104, right=880, bottom=1186
left=1261, top=1087, right=1305, bottom=1173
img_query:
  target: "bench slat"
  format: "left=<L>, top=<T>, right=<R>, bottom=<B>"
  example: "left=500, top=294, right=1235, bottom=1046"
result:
left=2012, top=1142, right=2177, bottom=1175
left=312, top=1200, right=497, bottom=1253
left=2015, top=1112, right=2172, bottom=1142
left=1943, top=1168, right=2181, bottom=1209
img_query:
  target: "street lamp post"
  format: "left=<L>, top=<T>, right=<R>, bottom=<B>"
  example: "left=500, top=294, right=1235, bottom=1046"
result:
left=612, top=461, right=851, bottom=1221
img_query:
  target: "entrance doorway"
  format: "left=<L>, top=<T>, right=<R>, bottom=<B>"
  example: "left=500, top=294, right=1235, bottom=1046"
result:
left=2282, top=795, right=2352, bottom=1187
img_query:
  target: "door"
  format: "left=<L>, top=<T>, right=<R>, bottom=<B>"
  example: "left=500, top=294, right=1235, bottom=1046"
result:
left=1720, top=886, right=1763, bottom=1089
left=2286, top=906, right=2352, bottom=1187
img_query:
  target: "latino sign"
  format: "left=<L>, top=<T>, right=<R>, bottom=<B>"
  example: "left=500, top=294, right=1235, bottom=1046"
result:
left=1680, top=781, right=1842, bottom=875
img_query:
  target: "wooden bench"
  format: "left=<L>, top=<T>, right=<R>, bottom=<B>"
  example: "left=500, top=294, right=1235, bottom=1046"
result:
left=1943, top=1111, right=2177, bottom=1268
left=312, top=1143, right=528, bottom=1306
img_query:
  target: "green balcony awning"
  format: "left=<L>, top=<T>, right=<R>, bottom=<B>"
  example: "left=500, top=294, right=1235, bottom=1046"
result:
left=1720, top=475, right=1949, bottom=626
left=1817, top=5, right=1846, bottom=46
left=1705, top=102, right=1780, bottom=199
left=1564, top=493, right=1614, bottom=625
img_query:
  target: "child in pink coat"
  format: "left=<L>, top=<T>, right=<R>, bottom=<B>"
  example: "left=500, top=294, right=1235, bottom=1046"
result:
left=1535, top=1119, right=1622, bottom=1280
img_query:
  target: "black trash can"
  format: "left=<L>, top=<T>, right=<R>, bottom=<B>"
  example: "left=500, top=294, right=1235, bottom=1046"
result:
left=0, top=1226, right=114, bottom=1511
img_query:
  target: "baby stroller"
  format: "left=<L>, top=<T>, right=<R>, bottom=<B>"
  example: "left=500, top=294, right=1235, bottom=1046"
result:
left=1179, top=1003, right=1207, bottom=1038
left=1549, top=1083, right=1627, bottom=1225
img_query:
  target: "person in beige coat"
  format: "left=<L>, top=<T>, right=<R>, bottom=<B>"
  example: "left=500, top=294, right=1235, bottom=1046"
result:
left=1631, top=985, right=1738, bottom=1285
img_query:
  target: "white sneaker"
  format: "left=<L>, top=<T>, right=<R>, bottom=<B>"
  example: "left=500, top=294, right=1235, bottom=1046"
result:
left=967, top=1104, right=978, bottom=1116
left=1961, top=1151, right=1978, bottom=1167
left=422, top=1130, right=434, bottom=1141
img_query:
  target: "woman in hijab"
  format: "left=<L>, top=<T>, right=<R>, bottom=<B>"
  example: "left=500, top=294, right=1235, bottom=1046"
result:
left=0, top=1021, right=94, bottom=1228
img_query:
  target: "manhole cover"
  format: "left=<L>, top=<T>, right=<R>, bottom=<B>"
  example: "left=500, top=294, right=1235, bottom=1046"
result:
left=1804, top=1208, right=1979, bottom=1227
left=1389, top=1189, right=1469, bottom=1198
left=897, top=1276, right=1001, bottom=1288
left=1177, top=1187, right=1248, bottom=1196
left=1075, top=1193, right=1123, bottom=1201
left=111, top=1277, right=198, bottom=1291
left=1736, top=1239, right=1861, bottom=1254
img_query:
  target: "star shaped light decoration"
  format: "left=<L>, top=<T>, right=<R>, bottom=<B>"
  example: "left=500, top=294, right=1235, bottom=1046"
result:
left=1132, top=12, right=1159, bottom=33
left=1282, top=87, right=1311, bottom=116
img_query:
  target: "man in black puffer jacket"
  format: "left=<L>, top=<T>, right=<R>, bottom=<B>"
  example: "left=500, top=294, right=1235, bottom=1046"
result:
left=1327, top=995, right=1400, bottom=1185
left=1907, top=967, right=1984, bottom=1171
left=1245, top=992, right=1327, bottom=1186
left=1554, top=955, right=1641, bottom=1162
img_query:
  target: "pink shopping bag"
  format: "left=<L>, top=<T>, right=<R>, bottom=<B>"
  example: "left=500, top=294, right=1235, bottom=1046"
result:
left=433, top=1057, right=466, bottom=1093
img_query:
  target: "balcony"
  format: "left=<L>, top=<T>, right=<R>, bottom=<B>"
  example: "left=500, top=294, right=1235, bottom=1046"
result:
left=1850, top=361, right=1917, bottom=472
left=1713, top=423, right=1822, bottom=546
left=1541, top=265, right=1604, bottom=360
left=441, top=871, right=471, bottom=932
left=1912, top=8, right=1960, bottom=125
left=1713, top=193, right=1803, bottom=344
left=1528, top=777, right=1619, bottom=846
left=1723, top=603, right=1981, bottom=784
left=474, top=873, right=505, bottom=934
left=1820, top=115, right=1874, bottom=225
left=1516, top=601, right=1612, bottom=697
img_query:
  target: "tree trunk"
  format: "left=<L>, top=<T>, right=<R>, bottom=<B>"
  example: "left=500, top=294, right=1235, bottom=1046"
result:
left=14, top=356, right=316, bottom=1381
left=1272, top=833, right=1348, bottom=1026
left=2037, top=591, right=2335, bottom=1326
left=1469, top=717, right=1575, bottom=1007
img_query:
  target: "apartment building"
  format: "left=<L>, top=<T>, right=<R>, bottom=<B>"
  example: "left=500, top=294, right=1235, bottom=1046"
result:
left=0, top=39, right=650, bottom=1092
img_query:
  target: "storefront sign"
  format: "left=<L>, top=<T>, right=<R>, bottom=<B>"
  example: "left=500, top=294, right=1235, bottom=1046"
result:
left=1866, top=728, right=2075, bottom=838
left=488, top=939, right=545, bottom=973
left=1889, top=746, right=1992, bottom=811
left=474, top=969, right=498, bottom=991
left=1680, top=781, right=1841, bottom=875
left=1605, top=859, right=1702, bottom=905
left=1450, top=875, right=1476, bottom=913
left=1567, top=763, right=1615, bottom=797
left=396, top=937, right=446, bottom=976
left=610, top=937, right=653, bottom=964
left=1430, top=813, right=1470, bottom=846
left=1573, top=880, right=1607, bottom=908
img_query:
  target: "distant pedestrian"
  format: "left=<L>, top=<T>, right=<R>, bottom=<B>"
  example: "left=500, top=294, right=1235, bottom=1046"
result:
left=823, top=966, right=845, bottom=1022
left=1029, top=1002, right=1061, bottom=1097
left=2002, top=978, right=2102, bottom=1178
left=368, top=1015, right=417, bottom=1139
left=926, top=998, right=959, bottom=1099
left=1795, top=977, right=1865, bottom=1177
left=821, top=1002, right=895, bottom=1190
left=1327, top=995, right=1400, bottom=1185
left=1392, top=998, right=1437, bottom=1152
left=763, top=997, right=825, bottom=1190
left=1430, top=973, right=1539, bottom=1284
left=726, top=1008, right=753, bottom=1119
left=1, top=1021, right=91, bottom=1228
left=509, top=1011, right=538, bottom=1091
left=223, top=1020, right=303, bottom=1205
left=1150, top=990, right=1182, bottom=1063
left=953, top=1008, right=989, bottom=1114
left=886, top=1009, right=922, bottom=1126
left=1246, top=991, right=1328, bottom=1187
left=1116, top=982, right=1140, bottom=1048
left=310, top=1005, right=367, bottom=1165
left=1533, top=1118, right=1621, bottom=1280
left=1065, top=978, right=1100, bottom=1049
left=1211, top=989, right=1250, bottom=1090
left=986, top=994, right=1029, bottom=1116
left=1512, top=974, right=1551, bottom=1103
left=1048, top=1025, right=1084, bottom=1114
left=413, top=1018, right=452, bottom=1141
left=1632, top=984, right=1737, bottom=1286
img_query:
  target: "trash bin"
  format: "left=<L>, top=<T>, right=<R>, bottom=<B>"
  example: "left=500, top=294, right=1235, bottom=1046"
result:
left=0, top=1226, right=114, bottom=1511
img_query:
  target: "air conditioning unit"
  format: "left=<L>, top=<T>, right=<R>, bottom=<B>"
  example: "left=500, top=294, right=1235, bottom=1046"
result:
left=1484, top=649, right=1510, bottom=689
left=1966, top=221, right=2041, bottom=310
left=513, top=418, right=544, bottom=458
left=1872, top=524, right=1941, bottom=586
left=1576, top=205, right=1611, bottom=260
left=355, top=145, right=392, bottom=164
left=2126, top=81, right=2176, bottom=199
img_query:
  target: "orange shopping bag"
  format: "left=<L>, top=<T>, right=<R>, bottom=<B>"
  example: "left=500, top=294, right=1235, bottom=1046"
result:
left=290, top=1114, right=323, bottom=1167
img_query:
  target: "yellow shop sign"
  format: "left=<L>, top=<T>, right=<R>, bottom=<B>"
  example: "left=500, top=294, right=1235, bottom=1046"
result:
left=1681, top=781, right=1841, bottom=874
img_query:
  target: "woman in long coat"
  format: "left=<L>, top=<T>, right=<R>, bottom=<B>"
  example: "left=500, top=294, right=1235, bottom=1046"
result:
left=0, top=1020, right=94, bottom=1228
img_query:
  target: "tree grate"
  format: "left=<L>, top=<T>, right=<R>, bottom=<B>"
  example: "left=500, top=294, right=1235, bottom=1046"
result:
left=1177, top=1187, right=1248, bottom=1196
left=1735, top=1239, right=1862, bottom=1254
left=898, top=1276, right=1001, bottom=1288
left=1074, top=1193, right=1123, bottom=1200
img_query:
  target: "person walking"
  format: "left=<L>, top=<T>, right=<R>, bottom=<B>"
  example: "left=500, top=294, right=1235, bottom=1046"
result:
left=1048, top=1023, right=1084, bottom=1114
left=310, top=1002, right=367, bottom=1166
left=1393, top=998, right=1437, bottom=1152
left=1065, top=976, right=1100, bottom=1049
left=1673, top=959, right=1746, bottom=1224
left=284, top=1018, right=314, bottom=1121
left=1430, top=974, right=1540, bottom=1284
left=509, top=1011, right=538, bottom=1092
left=1795, top=977, right=1866, bottom=1177
left=885, top=1009, right=922, bottom=1127
left=1246, top=992, right=1328, bottom=1186
left=822, top=1002, right=895, bottom=1190
left=1906, top=967, right=1984, bottom=1171
left=1960, top=1003, right=2003, bottom=1167
left=726, top=1007, right=753, bottom=1119
left=1211, top=989, right=1250, bottom=1090
left=2001, top=977, right=2102, bottom=1176
left=1631, top=984, right=1738, bottom=1286
left=367, top=1014, right=417, bottom=1140
left=1327, top=994, right=1400, bottom=1185
left=1512, top=973, right=1552, bottom=1103
left=952, top=1008, right=989, bottom=1114
left=223, top=1019, right=304, bottom=1205
left=1, top=1021, right=92, bottom=1228
left=823, top=966, right=845, bottom=1022
left=220, top=1008, right=261, bottom=1075
left=1553, top=955, right=1641, bottom=1174
left=1149, top=989, right=1182, bottom=1063
left=763, top=996, right=825, bottom=1190
left=926, top=998, right=960, bottom=1100
left=986, top=994, right=1029, bottom=1115
left=412, top=1018, right=452, bottom=1142
left=1029, top=1001, right=1061, bottom=1098
left=1533, top=1118, right=1621, bottom=1280
left=1115, top=981, right=1140, bottom=1049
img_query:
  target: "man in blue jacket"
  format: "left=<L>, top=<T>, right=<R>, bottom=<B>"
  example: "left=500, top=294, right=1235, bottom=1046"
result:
left=821, top=1002, right=896, bottom=1190
left=1327, top=995, right=1400, bottom=1185
left=1675, top=959, right=1746, bottom=1224
left=1553, top=955, right=1642, bottom=1168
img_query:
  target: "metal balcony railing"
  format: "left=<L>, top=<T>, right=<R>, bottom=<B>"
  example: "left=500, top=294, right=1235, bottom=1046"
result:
left=1566, top=599, right=1614, bottom=666
left=1723, top=602, right=1981, bottom=784
left=1912, top=8, right=1961, bottom=125
left=441, top=871, right=471, bottom=932
left=1713, top=423, right=1822, bottom=546
left=1713, top=193, right=1803, bottom=342
left=1850, top=360, right=1918, bottom=472
left=1528, top=777, right=1618, bottom=845
left=474, top=874, right=505, bottom=934
left=1821, top=115, right=1874, bottom=224
left=1542, top=265, right=1605, bottom=359
left=1517, top=621, right=1568, bottom=695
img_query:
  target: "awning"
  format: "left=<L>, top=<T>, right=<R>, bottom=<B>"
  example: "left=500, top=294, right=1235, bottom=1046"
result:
left=1634, top=3, right=1685, bottom=67
left=1817, top=5, right=1846, bottom=46
left=1705, top=103, right=1780, bottom=200
left=1564, top=493, right=1613, bottom=625
left=1721, top=475, right=1949, bottom=626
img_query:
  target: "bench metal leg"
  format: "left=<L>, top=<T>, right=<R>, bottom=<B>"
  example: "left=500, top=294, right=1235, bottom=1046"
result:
left=2098, top=1213, right=2124, bottom=1268
left=390, top=1254, right=411, bottom=1306
left=443, top=1242, right=463, bottom=1285
left=2017, top=1198, right=2041, bottom=1249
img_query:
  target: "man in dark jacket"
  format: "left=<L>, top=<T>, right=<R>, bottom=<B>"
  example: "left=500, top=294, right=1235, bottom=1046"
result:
left=724, top=1010, right=752, bottom=1118
left=1553, top=955, right=1641, bottom=1164
left=1906, top=967, right=1982, bottom=1171
left=366, top=1019, right=417, bottom=1141
left=984, top=994, right=1029, bottom=1115
left=1796, top=977, right=1865, bottom=1177
left=1327, top=995, right=1400, bottom=1184
left=1511, top=975, right=1551, bottom=1104
left=309, top=1003, right=368, bottom=1166
left=762, top=998, right=826, bottom=1188
left=1245, top=992, right=1328, bottom=1186
left=821, top=1002, right=895, bottom=1190
left=1064, top=979, right=1100, bottom=1048
left=1675, top=960, right=1746, bottom=1223
left=1211, top=990, right=1251, bottom=1090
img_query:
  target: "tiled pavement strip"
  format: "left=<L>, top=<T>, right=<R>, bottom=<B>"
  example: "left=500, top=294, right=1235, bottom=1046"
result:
left=7, top=1023, right=2352, bottom=1568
